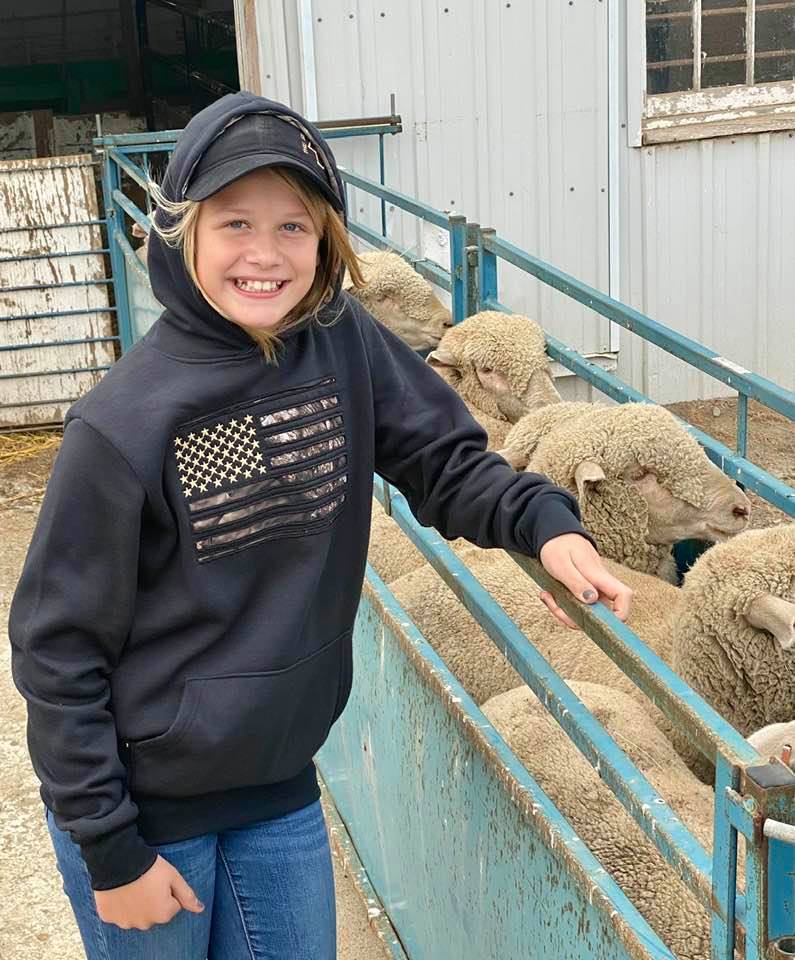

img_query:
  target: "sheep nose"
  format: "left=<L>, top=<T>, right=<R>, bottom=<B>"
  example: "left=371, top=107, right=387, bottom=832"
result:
left=733, top=504, right=750, bottom=518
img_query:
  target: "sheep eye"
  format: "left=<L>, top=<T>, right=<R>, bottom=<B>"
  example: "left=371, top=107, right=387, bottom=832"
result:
left=480, top=366, right=494, bottom=375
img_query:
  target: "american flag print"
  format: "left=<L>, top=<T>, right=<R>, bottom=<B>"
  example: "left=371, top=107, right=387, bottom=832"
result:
left=173, top=377, right=348, bottom=563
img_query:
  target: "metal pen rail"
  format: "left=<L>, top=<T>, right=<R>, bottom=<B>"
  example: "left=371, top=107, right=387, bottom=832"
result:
left=477, top=229, right=795, bottom=517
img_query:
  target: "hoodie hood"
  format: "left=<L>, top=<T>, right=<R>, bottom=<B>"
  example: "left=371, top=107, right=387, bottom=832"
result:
left=147, top=91, right=348, bottom=359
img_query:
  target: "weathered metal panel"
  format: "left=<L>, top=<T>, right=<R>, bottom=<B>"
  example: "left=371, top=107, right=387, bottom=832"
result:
left=618, top=108, right=795, bottom=401
left=0, top=155, right=115, bottom=428
left=305, top=0, right=612, bottom=353
left=317, top=571, right=675, bottom=960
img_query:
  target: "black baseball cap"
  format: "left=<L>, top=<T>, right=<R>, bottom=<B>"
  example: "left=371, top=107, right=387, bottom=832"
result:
left=184, top=113, right=343, bottom=211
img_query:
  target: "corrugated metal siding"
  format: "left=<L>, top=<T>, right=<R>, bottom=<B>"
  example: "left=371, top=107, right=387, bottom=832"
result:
left=260, top=0, right=612, bottom=354
left=252, top=1, right=795, bottom=401
left=618, top=131, right=795, bottom=402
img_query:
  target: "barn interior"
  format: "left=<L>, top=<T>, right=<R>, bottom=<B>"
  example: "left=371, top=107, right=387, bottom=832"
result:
left=0, top=0, right=239, bottom=161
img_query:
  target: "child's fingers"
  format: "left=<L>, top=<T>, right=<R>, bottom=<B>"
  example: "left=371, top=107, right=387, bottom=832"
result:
left=169, top=869, right=204, bottom=913
left=539, top=591, right=580, bottom=630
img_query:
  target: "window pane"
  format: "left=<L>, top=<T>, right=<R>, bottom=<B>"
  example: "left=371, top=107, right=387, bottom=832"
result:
left=755, top=4, right=795, bottom=83
left=647, top=1, right=694, bottom=93
left=701, top=8, right=747, bottom=88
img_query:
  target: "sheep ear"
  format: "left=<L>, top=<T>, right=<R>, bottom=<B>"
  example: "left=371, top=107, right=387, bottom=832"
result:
left=574, top=460, right=605, bottom=501
left=426, top=347, right=459, bottom=370
left=496, top=444, right=528, bottom=470
left=745, top=594, right=795, bottom=651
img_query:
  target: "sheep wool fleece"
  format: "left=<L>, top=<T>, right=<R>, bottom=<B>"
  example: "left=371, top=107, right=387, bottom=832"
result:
left=9, top=91, right=592, bottom=892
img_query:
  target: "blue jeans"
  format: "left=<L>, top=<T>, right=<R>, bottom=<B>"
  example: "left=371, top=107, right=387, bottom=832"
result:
left=46, top=801, right=336, bottom=959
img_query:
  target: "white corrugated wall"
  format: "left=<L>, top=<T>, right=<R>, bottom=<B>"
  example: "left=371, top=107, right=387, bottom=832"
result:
left=249, top=0, right=795, bottom=401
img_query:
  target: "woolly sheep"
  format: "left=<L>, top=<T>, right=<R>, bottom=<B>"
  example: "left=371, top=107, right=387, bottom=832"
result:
left=427, top=310, right=561, bottom=427
left=389, top=550, right=678, bottom=707
left=499, top=402, right=751, bottom=581
left=481, top=681, right=716, bottom=960
left=343, top=251, right=452, bottom=351
left=672, top=526, right=795, bottom=743
left=747, top=720, right=795, bottom=769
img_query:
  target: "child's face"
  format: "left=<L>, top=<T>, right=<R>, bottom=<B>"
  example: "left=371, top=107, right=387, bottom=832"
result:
left=194, top=168, right=321, bottom=331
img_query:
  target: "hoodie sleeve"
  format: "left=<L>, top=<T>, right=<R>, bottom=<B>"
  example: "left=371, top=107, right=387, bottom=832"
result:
left=9, top=417, right=157, bottom=890
left=359, top=307, right=595, bottom=556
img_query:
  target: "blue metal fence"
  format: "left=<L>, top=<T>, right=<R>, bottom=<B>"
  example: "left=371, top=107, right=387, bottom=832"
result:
left=98, top=127, right=795, bottom=959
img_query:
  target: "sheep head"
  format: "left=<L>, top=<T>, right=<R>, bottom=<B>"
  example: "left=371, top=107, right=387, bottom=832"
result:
left=672, top=526, right=795, bottom=735
left=748, top=720, right=795, bottom=768
left=343, top=251, right=451, bottom=351
left=426, top=311, right=560, bottom=423
left=501, top=403, right=751, bottom=577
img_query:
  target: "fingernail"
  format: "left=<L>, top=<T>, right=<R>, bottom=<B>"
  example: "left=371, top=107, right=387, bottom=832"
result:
left=582, top=590, right=597, bottom=601
left=196, top=901, right=205, bottom=910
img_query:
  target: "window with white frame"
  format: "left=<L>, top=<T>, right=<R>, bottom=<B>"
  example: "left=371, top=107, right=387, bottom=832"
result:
left=643, top=1, right=795, bottom=143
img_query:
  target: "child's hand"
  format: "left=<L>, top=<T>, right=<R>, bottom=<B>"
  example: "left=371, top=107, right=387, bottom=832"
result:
left=94, top=854, right=204, bottom=930
left=538, top=533, right=633, bottom=629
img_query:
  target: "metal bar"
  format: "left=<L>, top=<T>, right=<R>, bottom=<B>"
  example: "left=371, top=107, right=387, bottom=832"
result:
left=449, top=215, right=468, bottom=325
left=0, top=219, right=106, bottom=235
left=0, top=250, right=109, bottom=264
left=101, top=152, right=134, bottom=353
left=142, top=155, right=153, bottom=216
left=347, top=220, right=452, bottom=291
left=711, top=757, right=740, bottom=958
left=107, top=149, right=151, bottom=193
left=0, top=396, right=82, bottom=410
left=694, top=0, right=703, bottom=91
left=339, top=170, right=450, bottom=229
left=747, top=0, right=756, bottom=86
left=477, top=227, right=498, bottom=311
left=145, top=0, right=236, bottom=33
left=508, top=551, right=760, bottom=770
left=737, top=392, right=749, bottom=458
left=0, top=337, right=118, bottom=352
left=0, top=365, right=111, bottom=382
left=483, top=294, right=795, bottom=516
left=0, top=308, right=116, bottom=323
left=379, top=134, right=387, bottom=237
left=0, top=162, right=99, bottom=175
left=111, top=189, right=153, bottom=233
left=0, top=280, right=113, bottom=293
left=319, top=777, right=409, bottom=960
left=372, top=479, right=717, bottom=911
left=93, top=117, right=401, bottom=150
left=465, top=222, right=480, bottom=319
left=481, top=233, right=795, bottom=422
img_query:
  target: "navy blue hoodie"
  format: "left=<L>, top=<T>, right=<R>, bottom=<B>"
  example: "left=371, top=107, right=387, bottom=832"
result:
left=10, top=92, right=591, bottom=890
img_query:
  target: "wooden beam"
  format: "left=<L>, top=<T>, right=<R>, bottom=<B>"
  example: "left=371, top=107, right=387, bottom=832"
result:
left=233, top=0, right=262, bottom=94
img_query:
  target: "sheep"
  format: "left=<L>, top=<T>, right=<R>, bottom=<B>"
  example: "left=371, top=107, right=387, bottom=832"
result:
left=426, top=310, right=561, bottom=427
left=498, top=402, right=751, bottom=581
left=481, top=680, right=716, bottom=960
left=671, top=525, right=795, bottom=749
left=389, top=549, right=679, bottom=707
left=343, top=251, right=452, bottom=351
left=131, top=221, right=149, bottom=266
left=747, top=720, right=795, bottom=769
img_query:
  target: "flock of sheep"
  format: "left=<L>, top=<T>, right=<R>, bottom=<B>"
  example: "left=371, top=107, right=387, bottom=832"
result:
left=344, top=251, right=795, bottom=960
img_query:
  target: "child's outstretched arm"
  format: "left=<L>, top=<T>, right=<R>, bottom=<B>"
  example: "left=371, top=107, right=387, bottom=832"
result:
left=358, top=304, right=632, bottom=623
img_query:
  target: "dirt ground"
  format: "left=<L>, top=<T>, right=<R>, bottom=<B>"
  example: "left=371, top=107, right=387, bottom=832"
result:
left=0, top=441, right=389, bottom=959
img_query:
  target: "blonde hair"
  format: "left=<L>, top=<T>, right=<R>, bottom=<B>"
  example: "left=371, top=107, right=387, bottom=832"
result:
left=148, top=168, right=364, bottom=362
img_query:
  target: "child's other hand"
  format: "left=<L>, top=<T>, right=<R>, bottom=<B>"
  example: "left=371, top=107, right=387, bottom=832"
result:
left=94, top=854, right=204, bottom=931
left=538, top=533, right=633, bottom=629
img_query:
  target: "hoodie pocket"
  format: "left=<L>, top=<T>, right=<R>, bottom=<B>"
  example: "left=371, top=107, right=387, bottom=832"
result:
left=129, top=629, right=351, bottom=798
